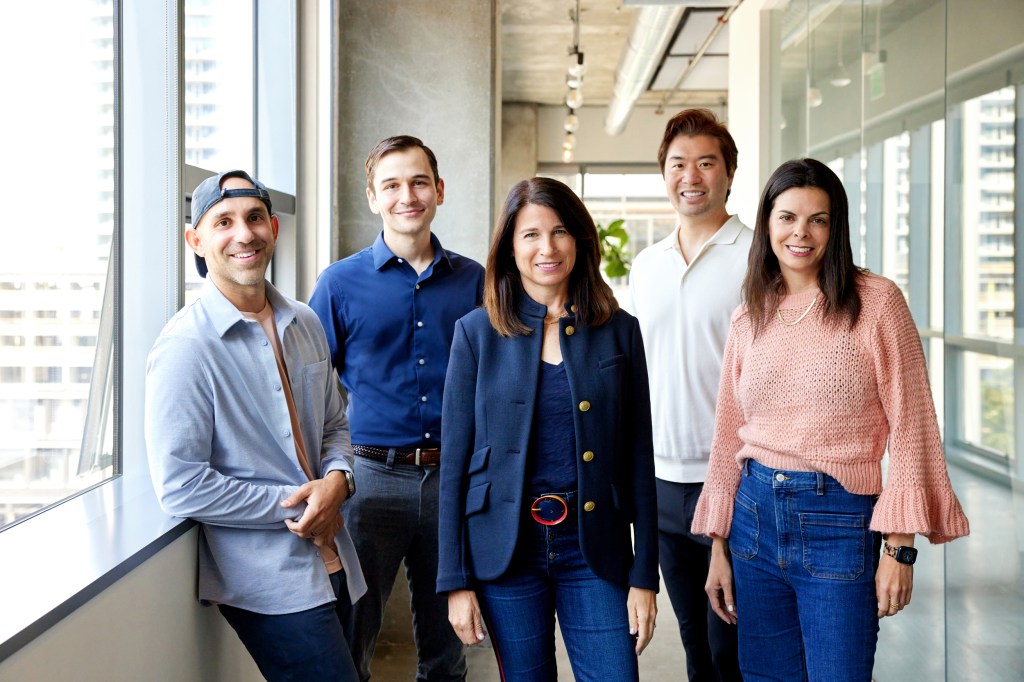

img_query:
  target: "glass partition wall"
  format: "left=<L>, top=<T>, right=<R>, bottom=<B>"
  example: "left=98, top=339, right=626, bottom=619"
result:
left=767, top=1, right=1024, bottom=679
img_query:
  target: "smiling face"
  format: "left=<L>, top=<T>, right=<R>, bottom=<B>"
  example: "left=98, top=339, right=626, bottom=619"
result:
left=662, top=134, right=733, bottom=226
left=185, top=175, right=278, bottom=302
left=769, top=186, right=831, bottom=292
left=366, top=147, right=444, bottom=240
left=512, top=203, right=577, bottom=301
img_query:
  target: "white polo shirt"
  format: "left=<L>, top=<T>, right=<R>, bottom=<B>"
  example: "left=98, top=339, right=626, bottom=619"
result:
left=629, top=215, right=753, bottom=483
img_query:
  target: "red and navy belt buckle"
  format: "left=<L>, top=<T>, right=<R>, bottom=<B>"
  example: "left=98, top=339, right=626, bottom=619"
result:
left=530, top=494, right=569, bottom=526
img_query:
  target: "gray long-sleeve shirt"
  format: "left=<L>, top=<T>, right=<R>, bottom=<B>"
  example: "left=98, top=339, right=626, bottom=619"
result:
left=145, top=279, right=365, bottom=613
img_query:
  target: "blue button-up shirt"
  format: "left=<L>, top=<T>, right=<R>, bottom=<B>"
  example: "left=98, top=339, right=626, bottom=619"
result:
left=309, top=231, right=484, bottom=446
left=145, top=280, right=366, bottom=613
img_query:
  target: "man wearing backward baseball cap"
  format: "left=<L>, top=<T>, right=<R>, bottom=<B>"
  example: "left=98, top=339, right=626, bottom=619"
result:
left=145, top=170, right=365, bottom=681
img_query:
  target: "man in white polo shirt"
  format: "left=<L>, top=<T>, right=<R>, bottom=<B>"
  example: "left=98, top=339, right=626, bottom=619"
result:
left=629, top=109, right=751, bottom=681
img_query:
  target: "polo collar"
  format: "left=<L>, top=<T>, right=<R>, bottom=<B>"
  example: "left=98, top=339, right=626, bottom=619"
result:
left=661, top=214, right=745, bottom=253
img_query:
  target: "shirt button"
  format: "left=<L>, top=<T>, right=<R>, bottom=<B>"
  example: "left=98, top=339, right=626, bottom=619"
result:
left=425, top=433, right=431, bottom=439
left=416, top=284, right=421, bottom=290
left=418, top=358, right=425, bottom=365
left=398, top=258, right=404, bottom=263
left=583, top=501, right=595, bottom=512
left=548, top=552, right=556, bottom=559
left=565, top=325, right=575, bottom=336
left=261, top=339, right=268, bottom=346
left=570, top=304, right=577, bottom=313
left=417, top=321, right=423, bottom=328
left=578, top=400, right=591, bottom=412
left=582, top=450, right=594, bottom=462
left=275, top=385, right=282, bottom=391
left=283, top=430, right=291, bottom=438
left=421, top=396, right=427, bottom=402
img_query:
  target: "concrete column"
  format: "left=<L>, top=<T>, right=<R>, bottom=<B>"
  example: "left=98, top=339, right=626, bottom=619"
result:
left=499, top=103, right=538, bottom=214
left=330, top=0, right=498, bottom=651
left=332, top=1, right=498, bottom=264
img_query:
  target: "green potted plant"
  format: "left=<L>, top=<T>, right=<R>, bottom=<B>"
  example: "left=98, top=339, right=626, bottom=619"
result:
left=597, top=218, right=631, bottom=279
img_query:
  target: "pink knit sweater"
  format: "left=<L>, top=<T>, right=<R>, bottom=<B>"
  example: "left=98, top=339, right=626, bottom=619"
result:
left=692, top=273, right=969, bottom=544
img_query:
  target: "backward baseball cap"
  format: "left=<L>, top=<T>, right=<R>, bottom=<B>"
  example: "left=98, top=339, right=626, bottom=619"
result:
left=189, top=170, right=273, bottom=278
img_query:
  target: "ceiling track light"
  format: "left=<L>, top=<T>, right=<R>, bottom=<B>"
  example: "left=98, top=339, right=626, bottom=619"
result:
left=566, top=88, right=584, bottom=109
left=562, top=0, right=583, bottom=163
left=564, top=109, right=579, bottom=133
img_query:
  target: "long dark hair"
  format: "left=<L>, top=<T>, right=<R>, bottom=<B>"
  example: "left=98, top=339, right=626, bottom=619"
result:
left=743, top=158, right=864, bottom=335
left=485, top=177, right=618, bottom=337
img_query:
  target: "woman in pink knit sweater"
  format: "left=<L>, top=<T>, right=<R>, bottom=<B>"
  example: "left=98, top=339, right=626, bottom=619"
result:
left=692, top=158, right=969, bottom=681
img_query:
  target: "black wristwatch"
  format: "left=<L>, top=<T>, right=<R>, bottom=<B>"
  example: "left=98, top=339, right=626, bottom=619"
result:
left=342, top=470, right=356, bottom=500
left=883, top=541, right=917, bottom=565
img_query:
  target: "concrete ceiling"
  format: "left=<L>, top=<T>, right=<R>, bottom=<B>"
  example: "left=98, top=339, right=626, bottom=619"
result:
left=500, top=0, right=730, bottom=109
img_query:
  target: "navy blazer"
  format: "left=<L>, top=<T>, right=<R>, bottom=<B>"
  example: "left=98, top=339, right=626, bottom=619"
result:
left=437, top=295, right=658, bottom=593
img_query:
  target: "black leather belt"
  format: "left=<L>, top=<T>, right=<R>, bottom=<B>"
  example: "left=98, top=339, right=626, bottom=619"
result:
left=352, top=445, right=441, bottom=467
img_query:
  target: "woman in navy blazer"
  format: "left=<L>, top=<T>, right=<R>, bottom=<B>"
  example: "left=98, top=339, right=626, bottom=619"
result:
left=437, top=177, right=658, bottom=680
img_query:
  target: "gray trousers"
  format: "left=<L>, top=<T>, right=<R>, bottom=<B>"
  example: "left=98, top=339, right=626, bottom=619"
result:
left=346, top=452, right=467, bottom=682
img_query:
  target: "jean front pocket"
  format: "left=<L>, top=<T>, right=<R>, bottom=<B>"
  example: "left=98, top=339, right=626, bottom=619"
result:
left=799, top=512, right=866, bottom=580
left=728, top=490, right=759, bottom=561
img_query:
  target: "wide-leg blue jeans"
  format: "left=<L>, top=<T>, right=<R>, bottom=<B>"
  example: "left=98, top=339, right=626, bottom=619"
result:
left=729, top=459, right=881, bottom=682
left=476, top=492, right=639, bottom=682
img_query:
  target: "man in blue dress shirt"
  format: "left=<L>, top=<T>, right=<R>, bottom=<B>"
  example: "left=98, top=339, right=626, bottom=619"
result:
left=146, top=170, right=366, bottom=681
left=310, top=136, right=484, bottom=681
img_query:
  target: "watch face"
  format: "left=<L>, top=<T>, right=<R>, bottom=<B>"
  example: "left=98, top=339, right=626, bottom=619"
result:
left=897, top=546, right=918, bottom=565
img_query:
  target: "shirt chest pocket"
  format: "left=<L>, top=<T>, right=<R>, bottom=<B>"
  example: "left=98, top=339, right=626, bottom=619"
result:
left=299, top=358, right=331, bottom=426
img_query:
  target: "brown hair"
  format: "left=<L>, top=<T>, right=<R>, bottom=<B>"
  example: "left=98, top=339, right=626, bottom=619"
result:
left=743, top=158, right=864, bottom=336
left=657, top=108, right=738, bottom=178
left=364, top=135, right=440, bottom=192
left=485, top=177, right=618, bottom=337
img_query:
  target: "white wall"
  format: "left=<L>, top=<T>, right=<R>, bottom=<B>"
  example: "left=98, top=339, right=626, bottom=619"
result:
left=0, top=530, right=259, bottom=682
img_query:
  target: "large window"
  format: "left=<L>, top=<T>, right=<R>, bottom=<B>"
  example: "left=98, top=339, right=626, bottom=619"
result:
left=766, top=1, right=1024, bottom=678
left=0, top=1, right=117, bottom=528
left=539, top=167, right=676, bottom=301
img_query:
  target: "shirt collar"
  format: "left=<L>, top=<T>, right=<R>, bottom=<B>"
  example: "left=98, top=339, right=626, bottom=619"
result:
left=370, top=231, right=451, bottom=272
left=660, top=214, right=744, bottom=252
left=201, top=279, right=296, bottom=338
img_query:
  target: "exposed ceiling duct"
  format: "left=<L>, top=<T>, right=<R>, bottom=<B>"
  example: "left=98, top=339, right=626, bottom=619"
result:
left=604, top=5, right=684, bottom=136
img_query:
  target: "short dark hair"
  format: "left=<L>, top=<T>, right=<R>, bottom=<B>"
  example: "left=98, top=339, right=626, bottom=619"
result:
left=364, top=135, right=440, bottom=192
left=657, top=108, right=738, bottom=177
left=485, top=177, right=618, bottom=337
left=743, top=158, right=864, bottom=336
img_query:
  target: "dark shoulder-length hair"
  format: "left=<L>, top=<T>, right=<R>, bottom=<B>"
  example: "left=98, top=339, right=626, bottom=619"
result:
left=485, top=177, right=619, bottom=337
left=743, top=158, right=864, bottom=336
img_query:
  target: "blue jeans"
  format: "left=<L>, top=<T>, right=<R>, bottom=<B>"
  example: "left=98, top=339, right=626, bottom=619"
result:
left=476, top=492, right=638, bottom=682
left=346, top=453, right=466, bottom=681
left=729, top=459, right=881, bottom=682
left=218, top=570, right=357, bottom=682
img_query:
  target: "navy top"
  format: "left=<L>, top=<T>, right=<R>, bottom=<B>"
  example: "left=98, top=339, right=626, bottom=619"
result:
left=309, top=231, right=484, bottom=447
left=526, top=362, right=577, bottom=494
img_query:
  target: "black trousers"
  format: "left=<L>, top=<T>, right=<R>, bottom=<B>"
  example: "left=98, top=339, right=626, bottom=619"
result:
left=657, top=478, right=742, bottom=682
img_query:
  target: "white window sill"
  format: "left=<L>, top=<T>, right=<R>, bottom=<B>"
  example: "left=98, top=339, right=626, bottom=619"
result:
left=0, top=474, right=192, bottom=663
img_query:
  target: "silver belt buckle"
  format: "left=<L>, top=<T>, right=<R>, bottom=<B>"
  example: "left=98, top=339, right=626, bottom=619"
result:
left=415, top=448, right=421, bottom=466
